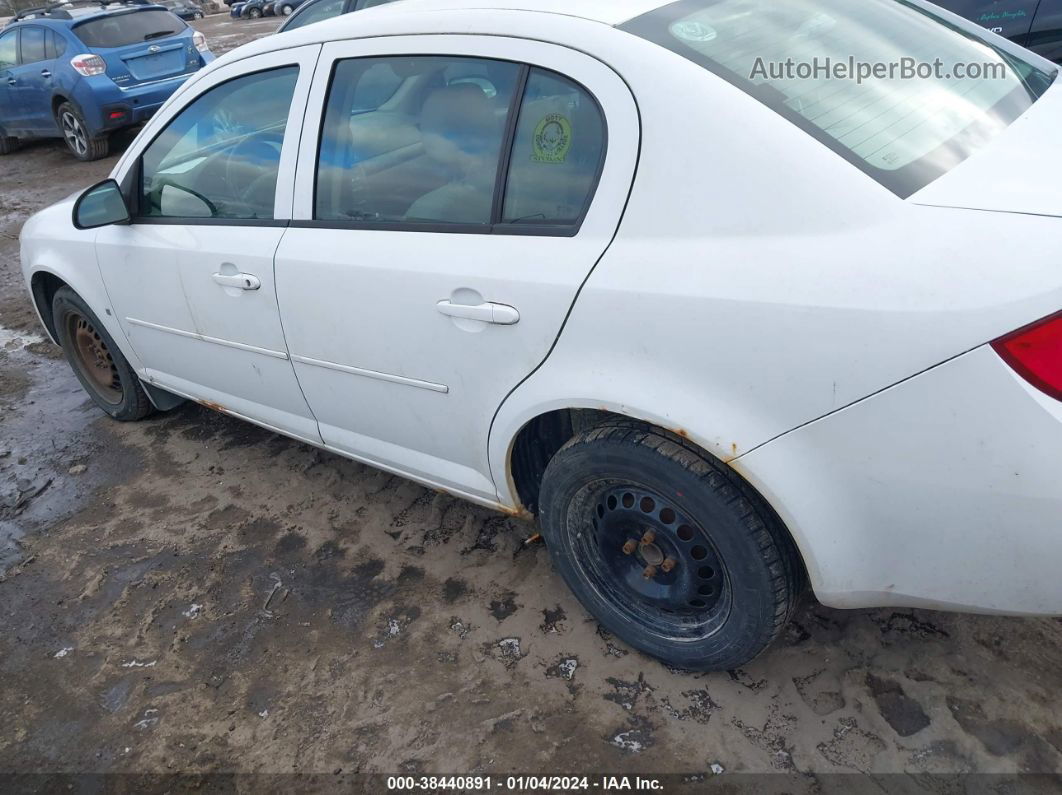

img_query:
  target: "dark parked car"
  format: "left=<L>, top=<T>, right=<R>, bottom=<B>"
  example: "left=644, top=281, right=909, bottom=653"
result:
left=158, top=0, right=205, bottom=21
left=270, top=0, right=307, bottom=17
left=935, top=0, right=1061, bottom=62
left=237, top=0, right=271, bottom=18
left=277, top=0, right=392, bottom=32
left=0, top=0, right=213, bottom=160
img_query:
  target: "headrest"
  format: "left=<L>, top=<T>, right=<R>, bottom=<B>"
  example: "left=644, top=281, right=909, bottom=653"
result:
left=420, top=84, right=497, bottom=155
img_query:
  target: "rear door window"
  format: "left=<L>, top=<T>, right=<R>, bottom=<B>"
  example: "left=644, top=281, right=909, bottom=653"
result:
left=314, top=56, right=607, bottom=232
left=74, top=9, right=186, bottom=48
left=316, top=56, right=520, bottom=226
left=19, top=26, right=47, bottom=65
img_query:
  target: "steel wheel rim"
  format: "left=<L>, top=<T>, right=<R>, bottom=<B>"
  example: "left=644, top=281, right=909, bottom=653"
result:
left=61, top=111, right=87, bottom=156
left=569, top=481, right=732, bottom=641
left=67, top=313, right=122, bottom=405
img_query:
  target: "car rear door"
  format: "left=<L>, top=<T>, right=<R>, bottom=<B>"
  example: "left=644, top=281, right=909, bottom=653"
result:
left=95, top=46, right=322, bottom=441
left=274, top=36, right=639, bottom=502
left=14, top=25, right=59, bottom=133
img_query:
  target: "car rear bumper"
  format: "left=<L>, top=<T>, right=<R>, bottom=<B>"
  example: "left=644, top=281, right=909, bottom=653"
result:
left=75, top=56, right=215, bottom=135
left=735, top=344, right=1062, bottom=616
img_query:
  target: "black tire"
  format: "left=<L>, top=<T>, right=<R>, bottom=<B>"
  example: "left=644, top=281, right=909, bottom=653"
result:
left=57, top=102, right=110, bottom=162
left=539, top=424, right=802, bottom=671
left=52, top=287, right=153, bottom=422
left=248, top=7, right=262, bottom=17
left=0, top=128, right=18, bottom=155
left=194, top=11, right=204, bottom=19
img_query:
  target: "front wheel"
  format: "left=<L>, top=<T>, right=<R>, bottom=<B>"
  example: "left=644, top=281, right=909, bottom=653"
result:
left=247, top=7, right=262, bottom=17
left=539, top=424, right=803, bottom=671
left=281, top=4, right=293, bottom=14
left=0, top=128, right=18, bottom=155
left=53, top=287, right=154, bottom=422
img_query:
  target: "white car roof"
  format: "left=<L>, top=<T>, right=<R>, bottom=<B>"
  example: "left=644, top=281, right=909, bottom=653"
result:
left=211, top=0, right=667, bottom=69
left=370, top=0, right=665, bottom=26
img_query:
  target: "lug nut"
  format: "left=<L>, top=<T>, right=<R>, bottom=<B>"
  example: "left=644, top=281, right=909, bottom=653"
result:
left=622, top=539, right=638, bottom=556
left=640, top=530, right=656, bottom=545
left=642, top=565, right=658, bottom=580
left=661, top=557, right=677, bottom=573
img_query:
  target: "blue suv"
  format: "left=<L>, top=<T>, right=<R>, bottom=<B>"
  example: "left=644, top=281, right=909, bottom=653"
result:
left=0, top=0, right=214, bottom=160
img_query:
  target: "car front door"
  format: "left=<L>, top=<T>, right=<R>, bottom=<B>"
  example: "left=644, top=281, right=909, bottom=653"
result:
left=0, top=29, right=21, bottom=131
left=96, top=46, right=322, bottom=441
left=274, top=37, right=639, bottom=502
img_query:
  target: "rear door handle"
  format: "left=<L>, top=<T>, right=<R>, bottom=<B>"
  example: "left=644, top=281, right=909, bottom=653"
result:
left=40, top=69, right=51, bottom=78
left=5, top=78, right=15, bottom=86
left=436, top=299, right=520, bottom=325
left=212, top=272, right=261, bottom=291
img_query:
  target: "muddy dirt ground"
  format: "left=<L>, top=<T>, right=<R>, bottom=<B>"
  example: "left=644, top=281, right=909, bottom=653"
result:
left=1, top=13, right=1061, bottom=788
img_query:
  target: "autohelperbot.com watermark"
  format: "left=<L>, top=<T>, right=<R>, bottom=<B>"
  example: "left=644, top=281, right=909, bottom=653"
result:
left=750, top=56, right=1008, bottom=84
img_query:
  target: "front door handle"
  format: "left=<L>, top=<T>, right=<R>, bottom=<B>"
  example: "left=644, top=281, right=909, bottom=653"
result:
left=436, top=299, right=520, bottom=325
left=5, top=78, right=15, bottom=86
left=40, top=69, right=51, bottom=78
left=213, top=272, right=261, bottom=291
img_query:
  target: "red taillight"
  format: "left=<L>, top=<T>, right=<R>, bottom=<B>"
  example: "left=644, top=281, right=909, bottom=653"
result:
left=70, top=54, right=107, bottom=77
left=992, top=311, right=1062, bottom=401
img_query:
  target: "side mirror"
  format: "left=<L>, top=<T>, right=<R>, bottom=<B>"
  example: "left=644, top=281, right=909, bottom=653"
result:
left=73, top=179, right=131, bottom=230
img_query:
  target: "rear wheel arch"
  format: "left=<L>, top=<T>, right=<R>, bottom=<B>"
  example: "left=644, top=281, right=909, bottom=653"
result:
left=508, top=410, right=802, bottom=560
left=51, top=93, right=70, bottom=121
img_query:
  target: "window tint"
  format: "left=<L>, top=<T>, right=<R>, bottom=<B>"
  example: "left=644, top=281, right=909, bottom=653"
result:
left=622, top=0, right=1056, bottom=197
left=74, top=9, right=186, bottom=48
left=502, top=69, right=605, bottom=225
left=316, top=56, right=519, bottom=226
left=45, top=30, right=67, bottom=60
left=140, top=67, right=298, bottom=220
left=20, top=27, right=47, bottom=64
left=283, top=0, right=345, bottom=31
left=0, top=30, right=16, bottom=69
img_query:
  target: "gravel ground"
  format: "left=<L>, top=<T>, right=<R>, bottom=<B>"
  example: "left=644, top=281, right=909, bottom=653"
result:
left=0, top=12, right=1060, bottom=788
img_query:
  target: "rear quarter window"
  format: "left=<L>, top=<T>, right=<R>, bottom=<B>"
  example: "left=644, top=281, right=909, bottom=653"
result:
left=73, top=9, right=186, bottom=49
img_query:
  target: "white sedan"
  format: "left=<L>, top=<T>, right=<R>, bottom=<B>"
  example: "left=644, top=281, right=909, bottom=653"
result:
left=19, top=0, right=1062, bottom=670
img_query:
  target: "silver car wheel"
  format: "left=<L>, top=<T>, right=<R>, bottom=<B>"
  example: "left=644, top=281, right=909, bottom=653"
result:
left=61, top=111, right=87, bottom=157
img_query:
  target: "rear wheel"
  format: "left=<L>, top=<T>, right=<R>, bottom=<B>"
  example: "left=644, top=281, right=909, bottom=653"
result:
left=281, top=4, right=293, bottom=14
left=52, top=287, right=153, bottom=422
left=247, top=7, right=262, bottom=17
left=539, top=424, right=802, bottom=670
left=57, top=102, right=109, bottom=161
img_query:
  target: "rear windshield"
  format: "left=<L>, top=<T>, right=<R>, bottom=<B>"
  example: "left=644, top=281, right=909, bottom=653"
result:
left=621, top=0, right=1057, bottom=197
left=74, top=9, right=186, bottom=48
